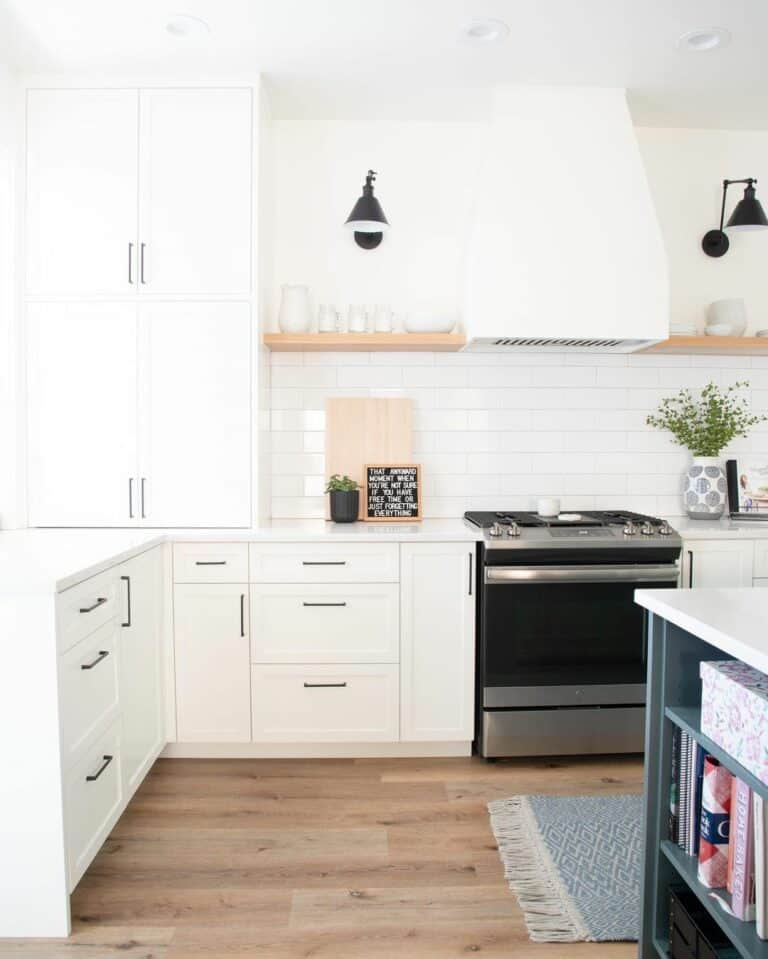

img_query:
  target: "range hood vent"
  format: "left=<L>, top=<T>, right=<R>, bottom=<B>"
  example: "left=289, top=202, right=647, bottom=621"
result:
left=464, top=336, right=659, bottom=353
left=463, top=86, right=668, bottom=352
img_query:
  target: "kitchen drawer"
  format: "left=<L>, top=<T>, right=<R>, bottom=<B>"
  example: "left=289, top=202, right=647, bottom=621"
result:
left=250, top=583, right=399, bottom=664
left=65, top=720, right=122, bottom=891
left=57, top=567, right=120, bottom=654
left=249, top=542, right=398, bottom=583
left=251, top=664, right=399, bottom=742
left=60, top=620, right=120, bottom=767
left=173, top=542, right=248, bottom=583
left=754, top=542, right=768, bottom=578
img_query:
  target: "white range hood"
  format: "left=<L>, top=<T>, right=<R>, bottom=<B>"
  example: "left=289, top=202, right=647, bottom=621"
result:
left=463, top=86, right=668, bottom=352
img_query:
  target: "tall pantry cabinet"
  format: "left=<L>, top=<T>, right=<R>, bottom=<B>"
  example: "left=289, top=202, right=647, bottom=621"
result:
left=25, top=87, right=255, bottom=527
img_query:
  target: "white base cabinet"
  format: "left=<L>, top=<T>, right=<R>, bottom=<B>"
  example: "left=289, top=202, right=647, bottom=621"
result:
left=173, top=583, right=251, bottom=742
left=400, top=543, right=476, bottom=742
left=681, top=539, right=755, bottom=588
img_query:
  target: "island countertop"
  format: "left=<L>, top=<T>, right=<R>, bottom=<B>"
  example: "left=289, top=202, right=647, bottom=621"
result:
left=635, top=587, right=768, bottom=675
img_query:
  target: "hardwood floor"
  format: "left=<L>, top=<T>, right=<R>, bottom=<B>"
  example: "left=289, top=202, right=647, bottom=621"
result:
left=2, top=755, right=644, bottom=958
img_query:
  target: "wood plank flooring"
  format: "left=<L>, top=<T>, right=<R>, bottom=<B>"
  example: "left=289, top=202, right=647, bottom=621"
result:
left=1, top=754, right=644, bottom=958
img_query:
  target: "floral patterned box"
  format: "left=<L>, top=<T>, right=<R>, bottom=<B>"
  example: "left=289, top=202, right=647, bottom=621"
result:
left=700, top=659, right=768, bottom=785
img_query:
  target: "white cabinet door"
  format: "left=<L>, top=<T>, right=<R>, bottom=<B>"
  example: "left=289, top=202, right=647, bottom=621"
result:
left=119, top=547, right=164, bottom=793
left=400, top=543, right=476, bottom=742
left=27, top=302, right=138, bottom=527
left=138, top=88, right=252, bottom=295
left=139, top=302, right=251, bottom=527
left=682, top=540, right=754, bottom=588
left=174, top=584, right=251, bottom=742
left=26, top=89, right=139, bottom=296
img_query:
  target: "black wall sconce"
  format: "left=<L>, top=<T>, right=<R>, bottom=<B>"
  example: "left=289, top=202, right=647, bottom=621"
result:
left=344, top=170, right=389, bottom=250
left=702, top=177, right=768, bottom=257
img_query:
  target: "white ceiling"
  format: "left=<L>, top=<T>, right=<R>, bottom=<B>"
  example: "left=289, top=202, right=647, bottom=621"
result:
left=2, top=0, right=767, bottom=127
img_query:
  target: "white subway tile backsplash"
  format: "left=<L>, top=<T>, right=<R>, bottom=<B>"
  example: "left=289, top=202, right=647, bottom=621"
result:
left=268, top=351, right=768, bottom=519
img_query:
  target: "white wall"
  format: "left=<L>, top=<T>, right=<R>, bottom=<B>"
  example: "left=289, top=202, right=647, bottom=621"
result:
left=0, top=66, right=23, bottom=529
left=268, top=119, right=768, bottom=519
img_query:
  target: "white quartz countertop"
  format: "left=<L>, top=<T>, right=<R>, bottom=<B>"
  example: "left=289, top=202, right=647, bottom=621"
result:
left=666, top=516, right=768, bottom=539
left=635, top=587, right=768, bottom=675
left=0, top=519, right=478, bottom=595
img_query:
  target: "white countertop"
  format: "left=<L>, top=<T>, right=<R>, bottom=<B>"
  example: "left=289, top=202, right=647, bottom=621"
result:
left=666, top=516, right=768, bottom=540
left=635, top=587, right=768, bottom=674
left=0, top=519, right=478, bottom=595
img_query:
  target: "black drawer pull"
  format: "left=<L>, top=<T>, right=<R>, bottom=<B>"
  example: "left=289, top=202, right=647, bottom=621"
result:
left=195, top=560, right=228, bottom=566
left=79, top=597, right=108, bottom=614
left=303, top=682, right=348, bottom=688
left=81, top=650, right=110, bottom=671
left=302, top=561, right=347, bottom=566
left=302, top=602, right=347, bottom=607
left=86, top=754, right=114, bottom=782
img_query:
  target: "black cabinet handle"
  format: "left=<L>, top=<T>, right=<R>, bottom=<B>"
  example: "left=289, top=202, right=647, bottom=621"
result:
left=79, top=597, right=108, bottom=614
left=128, top=477, right=134, bottom=519
left=140, top=477, right=147, bottom=519
left=302, top=602, right=347, bottom=607
left=195, top=560, right=227, bottom=566
left=81, top=650, right=109, bottom=671
left=140, top=242, right=147, bottom=284
left=240, top=593, right=245, bottom=637
left=121, top=574, right=132, bottom=628
left=303, top=682, right=347, bottom=688
left=128, top=242, right=134, bottom=284
left=302, top=561, right=346, bottom=566
left=687, top=550, right=694, bottom=589
left=86, top=754, right=113, bottom=782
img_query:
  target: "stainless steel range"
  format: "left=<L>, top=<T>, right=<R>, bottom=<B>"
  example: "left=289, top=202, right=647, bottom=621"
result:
left=464, top=510, right=682, bottom=758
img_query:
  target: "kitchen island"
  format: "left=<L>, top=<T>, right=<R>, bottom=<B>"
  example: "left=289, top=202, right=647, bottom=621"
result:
left=635, top=587, right=768, bottom=959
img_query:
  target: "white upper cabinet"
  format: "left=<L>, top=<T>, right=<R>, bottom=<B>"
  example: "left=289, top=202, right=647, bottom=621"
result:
left=27, top=302, right=138, bottom=527
left=139, top=302, right=251, bottom=527
left=26, top=90, right=139, bottom=297
left=26, top=87, right=252, bottom=298
left=138, top=89, right=252, bottom=295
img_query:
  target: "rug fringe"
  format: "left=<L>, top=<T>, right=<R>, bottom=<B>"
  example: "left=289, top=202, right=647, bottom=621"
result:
left=488, top=796, right=591, bottom=943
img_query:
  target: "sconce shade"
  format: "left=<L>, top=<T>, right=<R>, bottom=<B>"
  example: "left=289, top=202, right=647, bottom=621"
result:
left=726, top=182, right=768, bottom=231
left=344, top=170, right=390, bottom=233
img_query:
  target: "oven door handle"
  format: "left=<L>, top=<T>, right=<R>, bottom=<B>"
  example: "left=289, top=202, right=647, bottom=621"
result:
left=485, top=565, right=679, bottom=584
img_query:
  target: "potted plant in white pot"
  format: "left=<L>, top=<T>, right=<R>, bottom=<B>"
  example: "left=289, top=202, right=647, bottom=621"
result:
left=325, top=474, right=361, bottom=523
left=647, top=381, right=766, bottom=519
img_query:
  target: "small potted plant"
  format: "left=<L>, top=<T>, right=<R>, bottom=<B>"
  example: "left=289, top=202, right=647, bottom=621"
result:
left=646, top=381, right=766, bottom=519
left=325, top=474, right=361, bottom=523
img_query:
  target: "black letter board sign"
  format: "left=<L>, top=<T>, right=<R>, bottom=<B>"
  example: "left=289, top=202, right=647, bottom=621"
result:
left=364, top=464, right=421, bottom=522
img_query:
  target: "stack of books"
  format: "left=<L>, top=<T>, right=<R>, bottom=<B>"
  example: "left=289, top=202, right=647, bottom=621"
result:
left=669, top=727, right=768, bottom=935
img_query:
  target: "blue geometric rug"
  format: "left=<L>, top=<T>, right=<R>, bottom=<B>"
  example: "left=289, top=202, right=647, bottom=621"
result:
left=487, top=794, right=643, bottom=942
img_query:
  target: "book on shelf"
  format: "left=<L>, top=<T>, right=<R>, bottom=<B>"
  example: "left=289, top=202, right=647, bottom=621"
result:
left=697, top=756, right=732, bottom=889
left=731, top=778, right=756, bottom=922
left=669, top=726, right=680, bottom=844
left=755, top=793, right=768, bottom=939
left=678, top=730, right=692, bottom=852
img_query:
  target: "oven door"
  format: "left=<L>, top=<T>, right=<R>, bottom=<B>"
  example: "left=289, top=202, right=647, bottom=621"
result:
left=481, top=564, right=678, bottom=707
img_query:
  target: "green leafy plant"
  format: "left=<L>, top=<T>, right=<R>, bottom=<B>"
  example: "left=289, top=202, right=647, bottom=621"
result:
left=646, top=381, right=766, bottom=456
left=325, top=474, right=360, bottom=493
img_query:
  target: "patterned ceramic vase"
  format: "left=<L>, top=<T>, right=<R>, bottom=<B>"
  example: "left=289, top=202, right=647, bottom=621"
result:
left=683, top=456, right=728, bottom=520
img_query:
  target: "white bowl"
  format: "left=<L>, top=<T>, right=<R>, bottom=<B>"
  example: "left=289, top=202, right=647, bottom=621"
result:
left=403, top=314, right=456, bottom=334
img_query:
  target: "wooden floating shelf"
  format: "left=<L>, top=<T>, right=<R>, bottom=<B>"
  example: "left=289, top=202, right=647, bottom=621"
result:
left=644, top=335, right=768, bottom=355
left=263, top=332, right=466, bottom=353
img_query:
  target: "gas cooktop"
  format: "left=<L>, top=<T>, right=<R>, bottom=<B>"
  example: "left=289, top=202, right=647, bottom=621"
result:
left=464, top=509, right=681, bottom=549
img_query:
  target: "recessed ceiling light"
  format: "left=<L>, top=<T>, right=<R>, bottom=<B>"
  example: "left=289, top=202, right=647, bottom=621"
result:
left=461, top=18, right=510, bottom=43
left=677, top=27, right=730, bottom=52
left=165, top=13, right=211, bottom=39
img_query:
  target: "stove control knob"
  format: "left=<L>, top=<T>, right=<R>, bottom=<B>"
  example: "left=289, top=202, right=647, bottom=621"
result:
left=640, top=522, right=655, bottom=536
left=657, top=521, right=672, bottom=536
left=507, top=521, right=521, bottom=538
left=489, top=522, right=504, bottom=537
left=623, top=520, right=637, bottom=536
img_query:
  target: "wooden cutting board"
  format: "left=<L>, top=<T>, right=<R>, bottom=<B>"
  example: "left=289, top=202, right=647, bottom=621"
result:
left=325, top=397, right=413, bottom=520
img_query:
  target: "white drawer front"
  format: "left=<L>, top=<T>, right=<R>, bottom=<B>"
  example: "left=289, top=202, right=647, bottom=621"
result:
left=60, top=620, right=120, bottom=767
left=251, top=664, right=399, bottom=742
left=755, top=542, right=768, bottom=579
left=65, top=720, right=122, bottom=891
left=249, top=543, right=398, bottom=583
left=173, top=542, right=248, bottom=583
left=58, top=567, right=120, bottom=654
left=250, top=584, right=399, bottom=664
